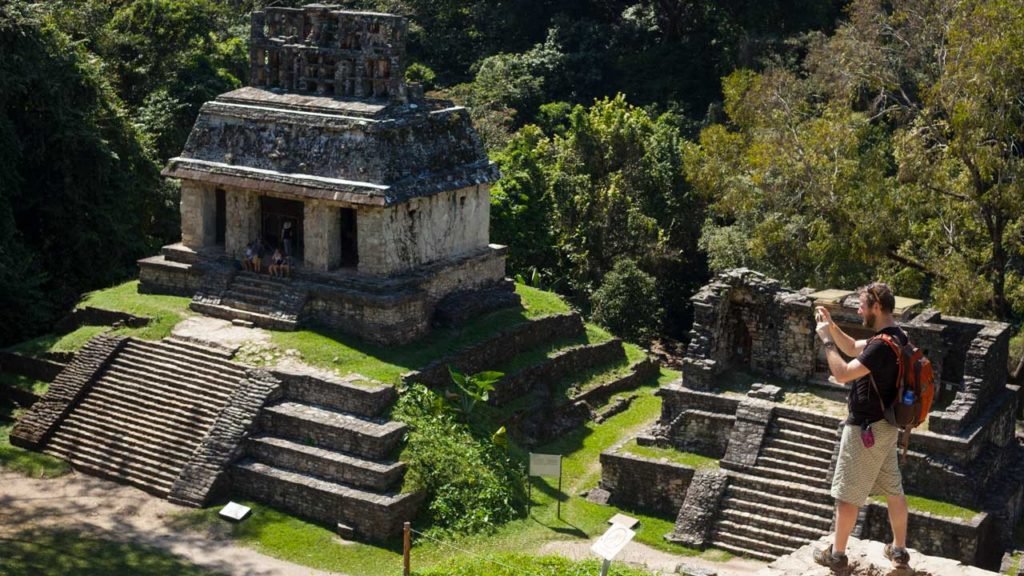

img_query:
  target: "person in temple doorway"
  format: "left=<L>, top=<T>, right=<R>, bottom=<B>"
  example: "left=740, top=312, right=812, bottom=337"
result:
left=281, top=220, right=294, bottom=258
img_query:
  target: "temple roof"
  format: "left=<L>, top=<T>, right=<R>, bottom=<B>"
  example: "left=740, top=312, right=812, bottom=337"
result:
left=162, top=88, right=498, bottom=207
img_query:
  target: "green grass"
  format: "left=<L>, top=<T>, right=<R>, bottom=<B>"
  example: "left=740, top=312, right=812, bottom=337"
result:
left=871, top=494, right=980, bottom=521
left=412, top=553, right=655, bottom=575
left=0, top=373, right=49, bottom=396
left=0, top=528, right=221, bottom=576
left=0, top=404, right=70, bottom=478
left=77, top=280, right=194, bottom=341
left=269, top=283, right=575, bottom=384
left=172, top=367, right=731, bottom=575
left=620, top=439, right=720, bottom=469
left=7, top=325, right=111, bottom=358
left=1005, top=552, right=1021, bottom=576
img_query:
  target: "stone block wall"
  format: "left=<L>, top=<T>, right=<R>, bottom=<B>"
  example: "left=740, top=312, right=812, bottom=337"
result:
left=180, top=180, right=218, bottom=249
left=138, top=256, right=202, bottom=296
left=9, top=335, right=125, bottom=449
left=861, top=503, right=998, bottom=569
left=357, top=185, right=490, bottom=276
left=304, top=288, right=430, bottom=346
left=492, top=339, right=625, bottom=405
left=169, top=370, right=283, bottom=506
left=0, top=351, right=66, bottom=383
left=53, top=306, right=151, bottom=334
left=653, top=384, right=740, bottom=457
left=271, top=369, right=395, bottom=416
left=666, top=469, right=729, bottom=547
left=416, top=245, right=507, bottom=304
left=405, top=312, right=584, bottom=388
left=599, top=449, right=696, bottom=516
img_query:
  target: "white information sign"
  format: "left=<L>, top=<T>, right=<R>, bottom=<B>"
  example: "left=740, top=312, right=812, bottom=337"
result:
left=529, top=453, right=561, bottom=478
left=591, top=524, right=635, bottom=561
left=219, top=501, right=251, bottom=521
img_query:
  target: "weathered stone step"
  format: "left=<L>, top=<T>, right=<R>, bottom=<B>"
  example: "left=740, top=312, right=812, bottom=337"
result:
left=121, top=342, right=246, bottom=383
left=248, top=435, right=405, bottom=491
left=751, top=462, right=831, bottom=490
left=70, top=390, right=215, bottom=441
left=773, top=428, right=837, bottom=452
left=728, top=472, right=833, bottom=505
left=62, top=406, right=201, bottom=453
left=756, top=456, right=831, bottom=482
left=259, top=401, right=404, bottom=460
left=130, top=337, right=242, bottom=368
left=725, top=485, right=833, bottom=517
left=277, top=372, right=395, bottom=417
left=43, top=443, right=176, bottom=496
left=222, top=296, right=280, bottom=315
left=232, top=460, right=422, bottom=541
left=235, top=272, right=295, bottom=288
left=760, top=446, right=832, bottom=470
left=773, top=416, right=840, bottom=440
left=89, top=375, right=225, bottom=420
left=56, top=419, right=192, bottom=471
left=60, top=415, right=196, bottom=462
left=763, top=436, right=835, bottom=459
left=161, top=336, right=235, bottom=360
left=46, top=435, right=181, bottom=486
left=719, top=508, right=830, bottom=541
left=229, top=281, right=282, bottom=300
left=103, top=369, right=232, bottom=407
left=190, top=301, right=298, bottom=331
left=715, top=519, right=808, bottom=551
left=709, top=531, right=788, bottom=562
left=721, top=496, right=832, bottom=531
left=85, top=386, right=219, bottom=427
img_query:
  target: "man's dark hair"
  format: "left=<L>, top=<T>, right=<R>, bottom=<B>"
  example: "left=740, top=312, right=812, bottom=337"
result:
left=859, top=282, right=895, bottom=313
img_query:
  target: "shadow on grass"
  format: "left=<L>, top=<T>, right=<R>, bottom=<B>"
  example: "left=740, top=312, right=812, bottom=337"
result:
left=0, top=529, right=228, bottom=576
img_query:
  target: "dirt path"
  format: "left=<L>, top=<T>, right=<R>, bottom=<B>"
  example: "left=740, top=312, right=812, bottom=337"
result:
left=541, top=540, right=766, bottom=576
left=0, top=471, right=342, bottom=576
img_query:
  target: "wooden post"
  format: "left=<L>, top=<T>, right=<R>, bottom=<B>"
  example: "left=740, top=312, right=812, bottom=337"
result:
left=403, top=521, right=411, bottom=576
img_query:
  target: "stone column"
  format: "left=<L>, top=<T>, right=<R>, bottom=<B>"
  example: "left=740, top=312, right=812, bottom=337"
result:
left=357, top=206, right=392, bottom=275
left=303, top=201, right=341, bottom=271
left=225, top=189, right=260, bottom=259
left=179, top=180, right=217, bottom=249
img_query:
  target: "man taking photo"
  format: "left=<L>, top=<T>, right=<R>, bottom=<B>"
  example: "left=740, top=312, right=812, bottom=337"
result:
left=813, top=282, right=911, bottom=571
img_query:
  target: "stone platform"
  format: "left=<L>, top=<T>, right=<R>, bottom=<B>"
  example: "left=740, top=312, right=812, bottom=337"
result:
left=757, top=536, right=998, bottom=576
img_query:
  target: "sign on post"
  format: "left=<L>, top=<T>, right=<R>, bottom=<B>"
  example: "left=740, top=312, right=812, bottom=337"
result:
left=528, top=452, right=563, bottom=518
left=591, top=523, right=636, bottom=576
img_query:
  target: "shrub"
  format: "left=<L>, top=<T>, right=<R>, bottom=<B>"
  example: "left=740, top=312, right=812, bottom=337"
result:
left=590, top=259, right=663, bottom=345
left=394, top=384, right=525, bottom=535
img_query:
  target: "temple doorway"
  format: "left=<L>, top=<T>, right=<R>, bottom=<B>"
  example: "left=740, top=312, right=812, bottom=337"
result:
left=340, top=208, right=358, bottom=268
left=261, top=196, right=304, bottom=261
left=215, top=188, right=226, bottom=245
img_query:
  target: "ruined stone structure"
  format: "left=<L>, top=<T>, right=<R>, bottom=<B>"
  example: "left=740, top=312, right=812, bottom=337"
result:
left=139, top=5, right=514, bottom=344
left=600, top=269, right=1022, bottom=569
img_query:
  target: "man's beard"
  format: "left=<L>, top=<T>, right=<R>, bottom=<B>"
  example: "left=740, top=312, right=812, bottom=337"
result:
left=862, top=311, right=877, bottom=329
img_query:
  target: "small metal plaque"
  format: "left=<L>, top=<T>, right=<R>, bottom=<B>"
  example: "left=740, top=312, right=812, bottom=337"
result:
left=608, top=513, right=638, bottom=529
left=529, top=453, right=561, bottom=478
left=219, top=501, right=251, bottom=521
left=591, top=523, right=635, bottom=561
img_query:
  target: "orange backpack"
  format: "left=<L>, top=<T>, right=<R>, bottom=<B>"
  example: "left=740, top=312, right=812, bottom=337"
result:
left=869, top=331, right=936, bottom=460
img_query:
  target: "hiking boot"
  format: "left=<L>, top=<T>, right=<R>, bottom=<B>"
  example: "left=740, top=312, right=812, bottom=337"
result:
left=884, top=543, right=911, bottom=567
left=813, top=544, right=849, bottom=571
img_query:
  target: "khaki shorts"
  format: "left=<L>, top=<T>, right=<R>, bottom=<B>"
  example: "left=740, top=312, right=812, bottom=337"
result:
left=831, top=420, right=904, bottom=505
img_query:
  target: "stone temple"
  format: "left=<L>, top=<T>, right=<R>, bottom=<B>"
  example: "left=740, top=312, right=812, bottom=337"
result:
left=139, top=4, right=514, bottom=343
left=599, top=269, right=1023, bottom=571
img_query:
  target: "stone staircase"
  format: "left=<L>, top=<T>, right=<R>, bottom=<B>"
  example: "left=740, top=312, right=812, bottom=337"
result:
left=713, top=414, right=839, bottom=561
left=232, top=373, right=422, bottom=541
left=190, top=271, right=308, bottom=331
left=42, top=337, right=246, bottom=496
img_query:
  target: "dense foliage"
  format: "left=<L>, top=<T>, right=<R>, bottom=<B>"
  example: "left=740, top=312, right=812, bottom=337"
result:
left=3, top=0, right=1022, bottom=346
left=690, top=0, right=1024, bottom=321
left=392, top=384, right=526, bottom=535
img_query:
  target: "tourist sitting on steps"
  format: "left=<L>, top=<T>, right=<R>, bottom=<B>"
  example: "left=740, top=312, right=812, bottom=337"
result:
left=812, top=282, right=911, bottom=572
left=269, top=248, right=286, bottom=277
left=242, top=242, right=255, bottom=271
left=252, top=239, right=263, bottom=273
